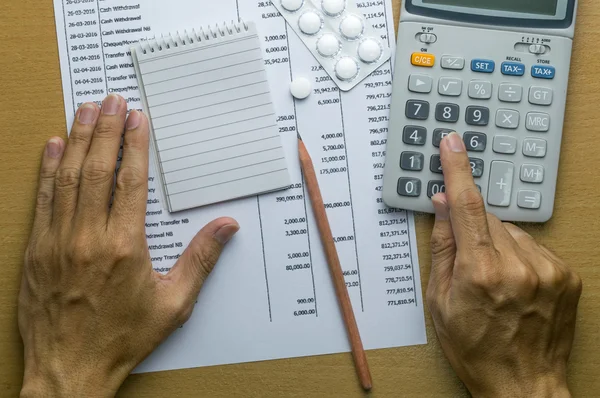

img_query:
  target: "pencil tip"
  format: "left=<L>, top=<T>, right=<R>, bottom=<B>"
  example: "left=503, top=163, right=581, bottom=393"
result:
left=297, top=132, right=303, bottom=141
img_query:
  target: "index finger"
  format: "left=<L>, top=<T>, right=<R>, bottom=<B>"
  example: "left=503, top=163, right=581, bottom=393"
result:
left=109, top=110, right=150, bottom=232
left=439, top=132, right=493, bottom=251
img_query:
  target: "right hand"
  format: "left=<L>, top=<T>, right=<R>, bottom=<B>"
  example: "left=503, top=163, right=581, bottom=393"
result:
left=427, top=132, right=582, bottom=398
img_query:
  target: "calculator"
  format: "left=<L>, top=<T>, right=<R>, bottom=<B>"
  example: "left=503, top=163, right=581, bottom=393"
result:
left=382, top=0, right=579, bottom=222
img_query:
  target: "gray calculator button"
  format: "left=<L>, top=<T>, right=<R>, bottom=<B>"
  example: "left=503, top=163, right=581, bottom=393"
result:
left=517, top=190, right=542, bottom=209
left=521, top=164, right=545, bottom=183
left=498, top=83, right=523, bottom=103
left=526, top=112, right=550, bottom=132
left=468, top=80, right=492, bottom=99
left=496, top=109, right=520, bottom=129
left=487, top=161, right=514, bottom=207
left=403, top=126, right=427, bottom=145
left=469, top=158, right=484, bottom=178
left=397, top=178, right=422, bottom=197
left=441, top=56, right=465, bottom=70
left=427, top=180, right=446, bottom=198
left=408, top=74, right=433, bottom=93
left=465, top=106, right=489, bottom=126
left=435, top=103, right=460, bottom=123
left=523, top=138, right=547, bottom=158
left=432, top=128, right=453, bottom=148
left=406, top=100, right=430, bottom=120
left=430, top=155, right=443, bottom=174
left=400, top=152, right=425, bottom=171
left=463, top=132, right=487, bottom=152
left=438, top=77, right=463, bottom=96
left=493, top=135, right=517, bottom=154
left=529, top=86, right=553, bottom=106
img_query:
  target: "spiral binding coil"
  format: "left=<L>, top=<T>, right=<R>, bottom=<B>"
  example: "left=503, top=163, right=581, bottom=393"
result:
left=140, top=19, right=249, bottom=54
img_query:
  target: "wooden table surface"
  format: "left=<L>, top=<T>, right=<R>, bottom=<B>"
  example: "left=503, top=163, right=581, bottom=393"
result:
left=1, top=1, right=599, bottom=397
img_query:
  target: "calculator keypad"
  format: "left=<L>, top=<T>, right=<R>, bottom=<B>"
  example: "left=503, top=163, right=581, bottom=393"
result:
left=384, top=26, right=567, bottom=223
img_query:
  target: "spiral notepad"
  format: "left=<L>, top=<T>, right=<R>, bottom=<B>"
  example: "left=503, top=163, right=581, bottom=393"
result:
left=131, top=21, right=291, bottom=213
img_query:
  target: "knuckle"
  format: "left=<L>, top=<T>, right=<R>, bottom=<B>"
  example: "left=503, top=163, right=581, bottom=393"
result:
left=455, top=188, right=485, bottom=214
left=112, top=240, right=135, bottom=262
left=94, top=122, right=121, bottom=139
left=67, top=238, right=95, bottom=265
left=430, top=232, right=455, bottom=259
left=189, top=248, right=219, bottom=282
left=55, top=167, right=81, bottom=190
left=569, top=271, right=583, bottom=295
left=36, top=188, right=54, bottom=209
left=511, top=265, right=540, bottom=292
left=68, top=130, right=92, bottom=147
left=116, top=166, right=146, bottom=192
left=469, top=266, right=502, bottom=291
left=82, top=158, right=114, bottom=185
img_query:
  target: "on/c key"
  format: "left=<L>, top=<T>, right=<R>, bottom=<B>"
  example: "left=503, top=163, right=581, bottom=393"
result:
left=411, top=52, right=435, bottom=67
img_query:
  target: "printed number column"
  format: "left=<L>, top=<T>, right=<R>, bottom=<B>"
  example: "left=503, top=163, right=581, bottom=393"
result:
left=63, top=0, right=107, bottom=110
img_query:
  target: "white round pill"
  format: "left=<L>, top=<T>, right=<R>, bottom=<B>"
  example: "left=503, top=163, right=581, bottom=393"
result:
left=298, top=11, right=323, bottom=35
left=339, top=14, right=364, bottom=40
left=358, top=38, right=382, bottom=63
left=322, top=0, right=345, bottom=16
left=316, top=33, right=341, bottom=57
left=290, top=77, right=312, bottom=99
left=335, top=57, right=359, bottom=81
left=281, top=0, right=304, bottom=12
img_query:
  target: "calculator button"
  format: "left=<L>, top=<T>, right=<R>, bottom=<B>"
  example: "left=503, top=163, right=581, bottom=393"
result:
left=469, top=158, right=484, bottom=178
left=501, top=61, right=525, bottom=76
left=406, top=100, right=430, bottom=120
left=526, top=112, right=550, bottom=132
left=465, top=106, right=489, bottom=126
left=403, top=126, right=427, bottom=146
left=408, top=74, right=433, bottom=93
left=521, top=164, right=545, bottom=183
left=523, top=138, right=547, bottom=158
left=430, top=155, right=443, bottom=174
left=471, top=59, right=495, bottom=73
left=463, top=132, right=487, bottom=152
left=468, top=80, right=492, bottom=99
left=441, top=56, right=465, bottom=70
left=435, top=103, right=460, bottom=123
left=532, top=65, right=555, bottom=79
left=517, top=190, right=542, bottom=209
left=427, top=181, right=446, bottom=198
left=498, top=84, right=523, bottom=103
left=397, top=178, right=422, bottom=197
left=432, top=128, right=453, bottom=148
left=438, top=77, right=463, bottom=96
left=493, top=136, right=517, bottom=154
left=496, top=109, right=520, bottom=129
left=411, top=53, right=435, bottom=67
left=488, top=161, right=514, bottom=207
left=529, top=86, right=553, bottom=106
left=400, top=152, right=425, bottom=171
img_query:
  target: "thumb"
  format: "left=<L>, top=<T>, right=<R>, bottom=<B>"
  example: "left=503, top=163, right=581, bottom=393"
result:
left=429, top=193, right=456, bottom=296
left=167, top=217, right=239, bottom=301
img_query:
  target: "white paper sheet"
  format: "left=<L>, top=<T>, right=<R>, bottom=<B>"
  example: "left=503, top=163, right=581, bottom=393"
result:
left=52, top=0, right=427, bottom=373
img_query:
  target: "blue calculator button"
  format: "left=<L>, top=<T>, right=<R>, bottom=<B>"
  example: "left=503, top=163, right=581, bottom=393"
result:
left=532, top=65, right=555, bottom=79
left=471, top=59, right=495, bottom=73
left=501, top=62, right=525, bottom=76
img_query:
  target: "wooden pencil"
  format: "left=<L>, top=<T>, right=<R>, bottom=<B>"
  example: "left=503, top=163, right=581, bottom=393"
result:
left=297, top=133, right=373, bottom=391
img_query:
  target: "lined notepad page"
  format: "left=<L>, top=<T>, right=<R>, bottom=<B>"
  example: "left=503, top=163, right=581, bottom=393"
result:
left=132, top=22, right=290, bottom=212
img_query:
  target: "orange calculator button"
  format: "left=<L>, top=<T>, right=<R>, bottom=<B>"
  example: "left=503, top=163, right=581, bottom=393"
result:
left=411, top=53, right=435, bottom=67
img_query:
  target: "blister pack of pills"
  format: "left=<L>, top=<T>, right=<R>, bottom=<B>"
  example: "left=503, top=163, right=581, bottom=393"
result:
left=273, top=0, right=392, bottom=92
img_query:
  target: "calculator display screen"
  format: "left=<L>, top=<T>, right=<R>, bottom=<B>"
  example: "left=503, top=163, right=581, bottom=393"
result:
left=422, top=0, right=558, bottom=16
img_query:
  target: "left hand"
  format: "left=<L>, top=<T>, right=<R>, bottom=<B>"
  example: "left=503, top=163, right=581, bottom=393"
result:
left=19, top=94, right=239, bottom=397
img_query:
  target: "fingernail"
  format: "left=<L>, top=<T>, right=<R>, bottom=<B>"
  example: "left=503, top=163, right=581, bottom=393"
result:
left=446, top=132, right=465, bottom=153
left=46, top=138, right=63, bottom=159
left=102, top=94, right=121, bottom=115
left=432, top=196, right=449, bottom=221
left=126, top=110, right=141, bottom=130
left=214, top=224, right=240, bottom=245
left=78, top=103, right=97, bottom=125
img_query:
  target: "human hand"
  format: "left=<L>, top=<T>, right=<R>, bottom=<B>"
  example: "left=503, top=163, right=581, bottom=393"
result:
left=19, top=94, right=239, bottom=397
left=427, top=132, right=582, bottom=398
